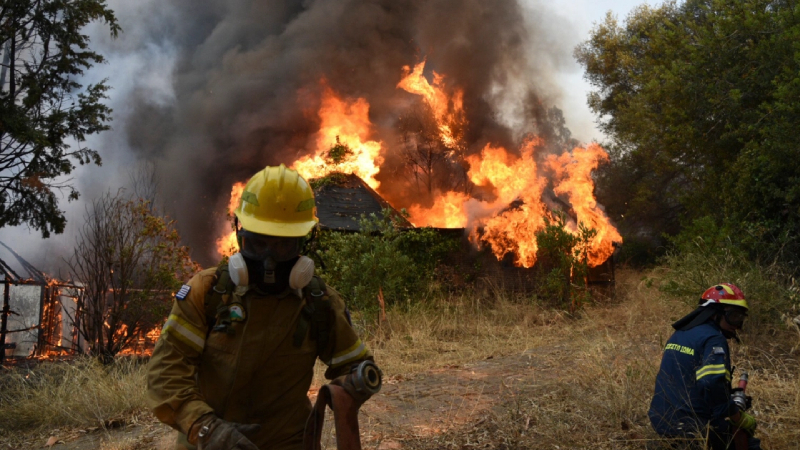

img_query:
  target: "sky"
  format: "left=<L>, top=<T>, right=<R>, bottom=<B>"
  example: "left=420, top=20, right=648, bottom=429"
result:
left=0, top=0, right=658, bottom=270
left=521, top=0, right=658, bottom=144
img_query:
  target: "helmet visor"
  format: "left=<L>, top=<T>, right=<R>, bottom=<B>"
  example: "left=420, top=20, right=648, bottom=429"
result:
left=240, top=230, right=302, bottom=262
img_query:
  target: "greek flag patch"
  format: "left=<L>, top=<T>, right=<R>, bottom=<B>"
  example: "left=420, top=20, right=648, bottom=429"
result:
left=175, top=284, right=191, bottom=300
left=712, top=346, right=725, bottom=355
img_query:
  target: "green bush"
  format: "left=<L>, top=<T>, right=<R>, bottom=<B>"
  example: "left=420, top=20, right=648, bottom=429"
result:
left=315, top=211, right=459, bottom=314
left=325, top=136, right=354, bottom=165
left=659, top=217, right=799, bottom=327
left=614, top=235, right=664, bottom=268
left=534, top=212, right=596, bottom=311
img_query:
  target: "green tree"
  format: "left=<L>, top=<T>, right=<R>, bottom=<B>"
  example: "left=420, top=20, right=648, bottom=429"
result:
left=576, top=0, right=800, bottom=261
left=0, top=0, right=119, bottom=237
left=535, top=212, right=596, bottom=311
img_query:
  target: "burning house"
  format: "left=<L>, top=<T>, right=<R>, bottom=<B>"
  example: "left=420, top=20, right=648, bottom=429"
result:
left=74, top=0, right=624, bottom=294
left=0, top=243, right=83, bottom=363
left=0, top=241, right=166, bottom=363
left=213, top=61, right=621, bottom=293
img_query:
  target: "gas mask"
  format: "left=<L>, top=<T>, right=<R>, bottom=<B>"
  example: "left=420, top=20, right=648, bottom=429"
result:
left=228, top=230, right=315, bottom=291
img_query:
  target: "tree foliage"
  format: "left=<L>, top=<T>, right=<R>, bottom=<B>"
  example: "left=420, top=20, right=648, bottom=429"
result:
left=0, top=0, right=119, bottom=237
left=67, top=187, right=198, bottom=362
left=658, top=216, right=800, bottom=327
left=325, top=136, right=354, bottom=165
left=576, top=0, right=800, bottom=261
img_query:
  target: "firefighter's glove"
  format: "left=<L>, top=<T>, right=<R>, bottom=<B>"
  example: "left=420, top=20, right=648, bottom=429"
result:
left=732, top=411, right=757, bottom=435
left=190, top=413, right=261, bottom=450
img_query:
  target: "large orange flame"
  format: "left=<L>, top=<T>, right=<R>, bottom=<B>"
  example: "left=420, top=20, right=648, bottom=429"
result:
left=215, top=65, right=621, bottom=268
left=397, top=60, right=465, bottom=150
left=293, top=85, right=384, bottom=189
left=408, top=191, right=471, bottom=228
left=409, top=137, right=618, bottom=268
left=215, top=182, right=245, bottom=257
left=467, top=139, right=550, bottom=267
left=545, top=143, right=622, bottom=266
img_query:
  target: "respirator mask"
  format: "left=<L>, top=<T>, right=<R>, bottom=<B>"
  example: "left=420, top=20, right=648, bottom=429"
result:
left=228, top=229, right=315, bottom=291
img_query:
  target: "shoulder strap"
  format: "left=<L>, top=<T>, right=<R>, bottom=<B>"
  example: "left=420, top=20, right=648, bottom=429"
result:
left=293, top=276, right=333, bottom=352
left=204, top=263, right=235, bottom=334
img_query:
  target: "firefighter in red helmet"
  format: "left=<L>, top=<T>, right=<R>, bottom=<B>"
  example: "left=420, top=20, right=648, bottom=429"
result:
left=649, top=283, right=761, bottom=449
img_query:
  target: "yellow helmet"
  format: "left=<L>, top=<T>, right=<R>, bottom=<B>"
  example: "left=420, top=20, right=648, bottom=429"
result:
left=234, top=164, right=318, bottom=237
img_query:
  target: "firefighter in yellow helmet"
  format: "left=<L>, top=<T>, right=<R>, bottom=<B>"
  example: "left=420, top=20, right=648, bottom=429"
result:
left=146, top=164, right=379, bottom=450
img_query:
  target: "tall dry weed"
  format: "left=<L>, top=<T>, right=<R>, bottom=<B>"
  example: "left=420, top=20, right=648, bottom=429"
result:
left=0, top=357, right=148, bottom=434
left=364, top=288, right=563, bottom=377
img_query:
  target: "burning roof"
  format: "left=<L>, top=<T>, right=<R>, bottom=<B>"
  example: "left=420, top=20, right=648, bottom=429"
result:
left=313, top=173, right=412, bottom=232
left=0, top=242, right=46, bottom=284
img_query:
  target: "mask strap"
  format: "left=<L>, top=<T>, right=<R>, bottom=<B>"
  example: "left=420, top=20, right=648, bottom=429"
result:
left=234, top=217, right=244, bottom=250
left=301, top=227, right=318, bottom=255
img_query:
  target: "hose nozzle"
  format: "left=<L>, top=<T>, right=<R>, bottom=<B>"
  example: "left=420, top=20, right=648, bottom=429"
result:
left=352, top=360, right=382, bottom=396
left=732, top=370, right=749, bottom=411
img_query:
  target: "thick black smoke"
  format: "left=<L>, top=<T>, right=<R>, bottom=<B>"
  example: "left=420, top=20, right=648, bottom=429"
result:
left=117, top=0, right=576, bottom=265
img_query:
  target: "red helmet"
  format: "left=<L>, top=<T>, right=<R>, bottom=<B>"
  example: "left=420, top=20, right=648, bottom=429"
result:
left=700, top=283, right=748, bottom=310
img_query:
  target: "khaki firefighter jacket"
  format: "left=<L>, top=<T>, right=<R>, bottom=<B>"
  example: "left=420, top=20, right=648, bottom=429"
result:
left=146, top=268, right=372, bottom=449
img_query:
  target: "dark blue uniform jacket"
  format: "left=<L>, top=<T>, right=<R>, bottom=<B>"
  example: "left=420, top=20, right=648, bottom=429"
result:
left=649, top=321, right=738, bottom=436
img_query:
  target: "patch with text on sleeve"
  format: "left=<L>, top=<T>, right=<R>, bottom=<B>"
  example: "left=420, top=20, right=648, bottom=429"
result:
left=712, top=346, right=725, bottom=355
left=175, top=284, right=191, bottom=300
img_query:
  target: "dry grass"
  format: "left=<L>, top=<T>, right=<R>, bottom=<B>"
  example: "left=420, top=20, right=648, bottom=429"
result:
left=94, top=429, right=175, bottom=450
left=2, top=268, right=798, bottom=449
left=393, top=269, right=800, bottom=449
left=367, top=295, right=562, bottom=375
left=0, top=357, right=149, bottom=435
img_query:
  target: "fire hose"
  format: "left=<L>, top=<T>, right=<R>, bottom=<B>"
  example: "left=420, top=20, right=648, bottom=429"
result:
left=731, top=370, right=750, bottom=450
left=303, top=361, right=382, bottom=450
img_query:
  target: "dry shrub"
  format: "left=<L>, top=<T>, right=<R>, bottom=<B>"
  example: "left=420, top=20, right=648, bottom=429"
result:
left=0, top=357, right=148, bottom=434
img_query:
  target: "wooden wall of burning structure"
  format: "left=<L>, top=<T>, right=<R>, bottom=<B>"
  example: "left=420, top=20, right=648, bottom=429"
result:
left=0, top=242, right=83, bottom=363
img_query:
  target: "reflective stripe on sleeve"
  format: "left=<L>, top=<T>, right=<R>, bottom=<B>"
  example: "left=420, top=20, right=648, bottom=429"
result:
left=331, top=339, right=367, bottom=367
left=696, top=363, right=729, bottom=381
left=162, top=314, right=205, bottom=352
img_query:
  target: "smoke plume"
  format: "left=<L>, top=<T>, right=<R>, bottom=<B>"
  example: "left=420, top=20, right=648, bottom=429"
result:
left=0, top=0, right=586, bottom=269
left=110, top=0, right=579, bottom=264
